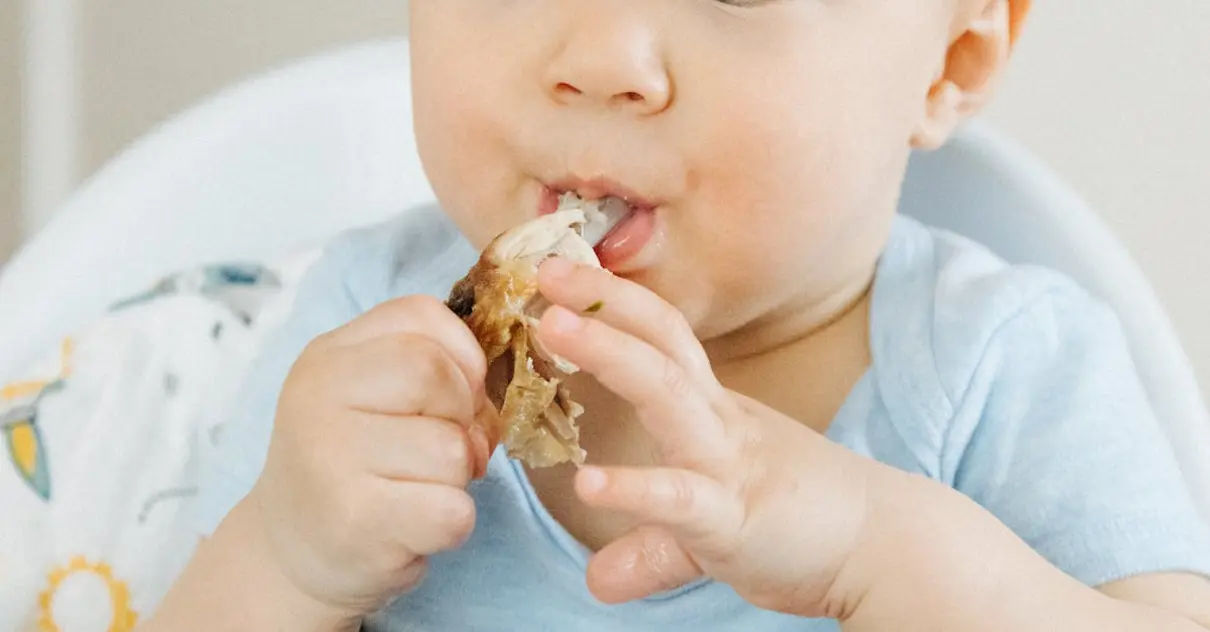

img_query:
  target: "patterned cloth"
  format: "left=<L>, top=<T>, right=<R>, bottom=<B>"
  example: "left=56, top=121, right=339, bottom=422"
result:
left=0, top=253, right=315, bottom=632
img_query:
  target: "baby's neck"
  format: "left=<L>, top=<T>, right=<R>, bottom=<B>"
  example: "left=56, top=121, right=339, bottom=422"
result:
left=704, top=270, right=875, bottom=367
left=714, top=288, right=872, bottom=435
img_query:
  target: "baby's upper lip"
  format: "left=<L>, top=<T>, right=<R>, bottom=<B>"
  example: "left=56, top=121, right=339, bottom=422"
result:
left=546, top=175, right=660, bottom=211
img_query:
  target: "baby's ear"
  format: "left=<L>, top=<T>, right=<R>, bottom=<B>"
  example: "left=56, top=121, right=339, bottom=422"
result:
left=912, top=0, right=1031, bottom=150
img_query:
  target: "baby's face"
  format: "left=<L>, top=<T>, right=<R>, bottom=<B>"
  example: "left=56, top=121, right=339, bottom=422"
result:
left=410, top=0, right=956, bottom=342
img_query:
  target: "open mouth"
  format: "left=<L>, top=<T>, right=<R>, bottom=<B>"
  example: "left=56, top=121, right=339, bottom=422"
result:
left=553, top=192, right=633, bottom=245
left=542, top=179, right=657, bottom=241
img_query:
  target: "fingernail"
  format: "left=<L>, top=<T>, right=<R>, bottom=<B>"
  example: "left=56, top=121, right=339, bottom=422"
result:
left=541, top=256, right=576, bottom=279
left=579, top=467, right=608, bottom=494
left=547, top=305, right=585, bottom=333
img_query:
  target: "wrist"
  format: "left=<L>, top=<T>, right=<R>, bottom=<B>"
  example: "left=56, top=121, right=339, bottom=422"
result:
left=147, top=490, right=361, bottom=632
left=841, top=469, right=1000, bottom=602
left=826, top=467, right=1109, bottom=632
left=238, top=488, right=365, bottom=632
left=775, top=440, right=904, bottom=620
left=814, top=460, right=928, bottom=620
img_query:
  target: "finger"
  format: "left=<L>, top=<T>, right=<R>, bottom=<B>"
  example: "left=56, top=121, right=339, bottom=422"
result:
left=322, top=295, right=487, bottom=393
left=379, top=480, right=477, bottom=557
left=587, top=526, right=702, bottom=604
left=575, top=466, right=742, bottom=547
left=334, top=334, right=477, bottom=424
left=537, top=306, right=725, bottom=453
left=537, top=257, right=712, bottom=381
left=355, top=414, right=483, bottom=486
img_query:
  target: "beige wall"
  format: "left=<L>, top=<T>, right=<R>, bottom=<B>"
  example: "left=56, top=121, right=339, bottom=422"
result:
left=1, top=0, right=408, bottom=262
left=1, top=0, right=20, bottom=261
left=78, top=1, right=408, bottom=178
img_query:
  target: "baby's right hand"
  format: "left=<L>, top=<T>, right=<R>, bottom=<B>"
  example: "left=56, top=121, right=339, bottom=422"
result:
left=246, top=296, right=494, bottom=620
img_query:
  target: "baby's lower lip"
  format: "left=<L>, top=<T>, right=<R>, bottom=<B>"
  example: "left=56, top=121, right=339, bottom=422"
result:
left=594, top=208, right=658, bottom=272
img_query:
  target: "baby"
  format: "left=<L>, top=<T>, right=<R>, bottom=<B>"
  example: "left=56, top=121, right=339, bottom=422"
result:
left=143, top=1, right=1210, bottom=630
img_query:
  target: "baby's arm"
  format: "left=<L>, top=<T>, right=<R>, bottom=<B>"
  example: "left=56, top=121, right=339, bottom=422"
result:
left=836, top=474, right=1210, bottom=631
left=140, top=296, right=491, bottom=632
left=835, top=291, right=1210, bottom=630
left=537, top=261, right=1210, bottom=629
left=141, top=502, right=357, bottom=632
left=134, top=223, right=494, bottom=630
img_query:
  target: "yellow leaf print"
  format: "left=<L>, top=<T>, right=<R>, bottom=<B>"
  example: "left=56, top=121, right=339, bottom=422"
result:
left=1, top=337, right=71, bottom=502
left=3, top=414, right=51, bottom=501
left=10, top=421, right=38, bottom=476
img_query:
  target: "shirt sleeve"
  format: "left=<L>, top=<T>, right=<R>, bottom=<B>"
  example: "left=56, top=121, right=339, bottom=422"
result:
left=190, top=236, right=366, bottom=537
left=947, top=287, right=1210, bottom=587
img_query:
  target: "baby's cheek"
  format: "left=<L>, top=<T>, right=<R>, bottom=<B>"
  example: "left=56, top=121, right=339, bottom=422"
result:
left=415, top=100, right=519, bottom=243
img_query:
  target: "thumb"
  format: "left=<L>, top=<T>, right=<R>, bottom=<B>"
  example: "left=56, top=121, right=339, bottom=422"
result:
left=586, top=526, right=703, bottom=604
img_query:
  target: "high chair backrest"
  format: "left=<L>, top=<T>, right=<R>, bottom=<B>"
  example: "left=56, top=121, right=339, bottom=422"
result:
left=1, top=38, right=1206, bottom=516
left=899, top=125, right=1210, bottom=517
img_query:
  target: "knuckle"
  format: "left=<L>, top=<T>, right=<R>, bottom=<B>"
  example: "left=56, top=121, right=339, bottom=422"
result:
left=649, top=302, right=711, bottom=377
left=398, top=335, right=460, bottom=389
left=659, top=357, right=695, bottom=399
left=382, top=337, right=473, bottom=421
left=396, top=332, right=444, bottom=363
left=289, top=338, right=335, bottom=386
left=654, top=302, right=690, bottom=338
left=383, top=295, right=486, bottom=383
left=656, top=309, right=685, bottom=337
left=297, top=341, right=360, bottom=394
left=665, top=474, right=698, bottom=514
left=731, top=417, right=764, bottom=458
left=412, top=336, right=459, bottom=375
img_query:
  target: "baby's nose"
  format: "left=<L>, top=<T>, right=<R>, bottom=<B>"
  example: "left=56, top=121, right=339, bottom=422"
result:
left=543, top=17, right=672, bottom=115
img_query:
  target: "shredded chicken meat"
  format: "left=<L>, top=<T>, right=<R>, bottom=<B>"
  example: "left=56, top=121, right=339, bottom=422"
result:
left=447, top=199, right=615, bottom=468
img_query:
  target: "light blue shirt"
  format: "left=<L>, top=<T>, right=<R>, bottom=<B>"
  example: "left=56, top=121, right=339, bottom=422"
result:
left=194, top=205, right=1210, bottom=630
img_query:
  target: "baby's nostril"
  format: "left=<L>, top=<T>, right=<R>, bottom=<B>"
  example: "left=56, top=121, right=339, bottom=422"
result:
left=621, top=91, right=644, bottom=102
left=555, top=82, right=583, bottom=95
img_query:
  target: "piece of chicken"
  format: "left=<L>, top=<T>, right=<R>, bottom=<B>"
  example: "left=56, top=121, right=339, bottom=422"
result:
left=447, top=196, right=626, bottom=468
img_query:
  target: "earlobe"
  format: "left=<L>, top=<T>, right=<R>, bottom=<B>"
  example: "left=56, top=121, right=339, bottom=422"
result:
left=911, top=0, right=1020, bottom=150
left=913, top=81, right=966, bottom=151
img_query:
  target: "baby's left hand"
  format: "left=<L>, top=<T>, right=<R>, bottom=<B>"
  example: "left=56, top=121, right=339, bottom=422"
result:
left=535, top=258, right=881, bottom=618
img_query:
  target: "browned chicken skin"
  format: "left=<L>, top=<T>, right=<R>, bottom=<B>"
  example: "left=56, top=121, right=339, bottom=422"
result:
left=447, top=199, right=618, bottom=467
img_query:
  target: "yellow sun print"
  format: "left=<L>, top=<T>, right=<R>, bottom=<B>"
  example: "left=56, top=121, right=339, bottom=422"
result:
left=39, top=556, right=138, bottom=632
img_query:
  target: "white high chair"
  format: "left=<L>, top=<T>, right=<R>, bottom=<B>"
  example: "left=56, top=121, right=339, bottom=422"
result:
left=1, top=38, right=1207, bottom=516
